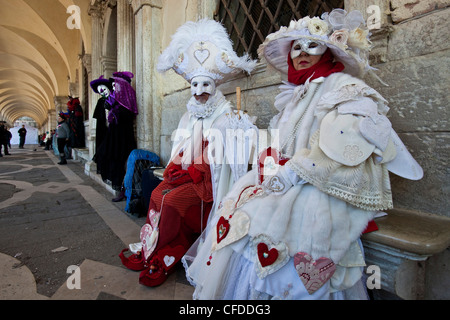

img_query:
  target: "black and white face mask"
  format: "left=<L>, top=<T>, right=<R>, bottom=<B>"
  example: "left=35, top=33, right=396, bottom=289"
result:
left=97, top=84, right=111, bottom=98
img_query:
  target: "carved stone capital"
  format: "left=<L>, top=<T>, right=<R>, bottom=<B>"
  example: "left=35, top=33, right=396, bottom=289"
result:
left=108, top=0, right=118, bottom=8
left=54, top=96, right=68, bottom=112
left=80, top=54, right=92, bottom=75
left=88, top=0, right=110, bottom=22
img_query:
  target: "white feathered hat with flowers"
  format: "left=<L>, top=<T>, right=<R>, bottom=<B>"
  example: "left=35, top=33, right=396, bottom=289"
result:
left=157, top=19, right=257, bottom=85
left=258, top=9, right=373, bottom=77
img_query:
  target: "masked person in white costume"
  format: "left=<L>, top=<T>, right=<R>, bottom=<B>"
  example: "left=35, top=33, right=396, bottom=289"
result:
left=120, top=19, right=258, bottom=287
left=183, top=9, right=423, bottom=300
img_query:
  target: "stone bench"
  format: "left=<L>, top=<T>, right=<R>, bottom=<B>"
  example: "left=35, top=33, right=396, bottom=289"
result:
left=71, top=147, right=90, bottom=162
left=362, top=209, right=450, bottom=299
left=153, top=168, right=165, bottom=180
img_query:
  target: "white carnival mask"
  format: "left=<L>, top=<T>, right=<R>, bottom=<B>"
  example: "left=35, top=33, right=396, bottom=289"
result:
left=190, top=76, right=216, bottom=98
left=97, top=84, right=110, bottom=98
left=290, top=38, right=327, bottom=58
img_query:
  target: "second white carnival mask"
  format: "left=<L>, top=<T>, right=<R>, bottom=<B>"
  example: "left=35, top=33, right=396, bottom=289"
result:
left=190, top=76, right=216, bottom=97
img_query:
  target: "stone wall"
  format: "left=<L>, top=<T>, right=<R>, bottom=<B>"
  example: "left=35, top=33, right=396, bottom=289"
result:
left=360, top=1, right=450, bottom=218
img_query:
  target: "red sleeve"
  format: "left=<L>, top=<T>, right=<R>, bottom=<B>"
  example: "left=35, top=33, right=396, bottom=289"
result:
left=190, top=146, right=213, bottom=203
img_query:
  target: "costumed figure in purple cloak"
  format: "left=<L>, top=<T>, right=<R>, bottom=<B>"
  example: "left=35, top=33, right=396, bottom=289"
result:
left=90, top=71, right=138, bottom=199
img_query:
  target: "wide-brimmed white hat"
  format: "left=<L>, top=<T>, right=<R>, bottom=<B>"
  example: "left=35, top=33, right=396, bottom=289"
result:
left=258, top=9, right=373, bottom=77
left=157, top=19, right=257, bottom=85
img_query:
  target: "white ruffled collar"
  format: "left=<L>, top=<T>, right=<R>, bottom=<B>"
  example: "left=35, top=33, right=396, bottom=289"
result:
left=186, top=90, right=226, bottom=119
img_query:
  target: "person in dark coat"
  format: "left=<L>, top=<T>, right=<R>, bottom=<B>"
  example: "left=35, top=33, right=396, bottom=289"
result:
left=0, top=122, right=9, bottom=156
left=66, top=96, right=86, bottom=149
left=90, top=76, right=110, bottom=173
left=18, top=125, right=27, bottom=148
left=3, top=125, right=12, bottom=155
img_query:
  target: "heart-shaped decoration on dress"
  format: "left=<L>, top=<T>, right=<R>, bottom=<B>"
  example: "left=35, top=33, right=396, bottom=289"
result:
left=267, top=176, right=285, bottom=193
left=263, top=156, right=279, bottom=177
left=293, top=252, right=336, bottom=295
left=157, top=245, right=185, bottom=271
left=359, top=114, right=392, bottom=151
left=258, top=147, right=281, bottom=183
left=194, top=49, right=210, bottom=65
left=140, top=223, right=159, bottom=260
left=163, top=255, right=175, bottom=267
left=251, top=234, right=289, bottom=279
left=257, top=243, right=278, bottom=267
left=212, top=210, right=250, bottom=252
left=216, top=216, right=230, bottom=244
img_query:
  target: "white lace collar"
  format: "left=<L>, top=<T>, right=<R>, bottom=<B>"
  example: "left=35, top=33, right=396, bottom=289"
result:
left=186, top=90, right=226, bottom=119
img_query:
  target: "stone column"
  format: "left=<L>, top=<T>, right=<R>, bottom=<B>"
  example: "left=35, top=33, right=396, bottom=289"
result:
left=53, top=96, right=67, bottom=137
left=89, top=3, right=105, bottom=116
left=88, top=3, right=105, bottom=161
left=197, top=0, right=218, bottom=19
left=101, top=55, right=118, bottom=77
left=89, top=3, right=105, bottom=117
left=47, top=109, right=57, bottom=132
left=130, top=0, right=163, bottom=153
left=117, top=0, right=134, bottom=72
left=81, top=54, right=92, bottom=81
left=69, top=82, right=79, bottom=98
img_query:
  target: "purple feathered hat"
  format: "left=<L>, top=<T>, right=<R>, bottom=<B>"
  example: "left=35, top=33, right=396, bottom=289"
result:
left=110, top=71, right=138, bottom=115
left=90, top=75, right=113, bottom=93
left=112, top=71, right=134, bottom=83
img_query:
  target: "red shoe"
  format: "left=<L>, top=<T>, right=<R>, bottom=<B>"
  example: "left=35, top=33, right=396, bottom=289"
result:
left=119, top=248, right=146, bottom=271
left=139, top=245, right=185, bottom=287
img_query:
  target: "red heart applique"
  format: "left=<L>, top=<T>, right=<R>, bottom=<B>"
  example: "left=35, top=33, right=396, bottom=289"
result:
left=257, top=243, right=279, bottom=267
left=294, top=252, right=336, bottom=295
left=216, top=216, right=230, bottom=244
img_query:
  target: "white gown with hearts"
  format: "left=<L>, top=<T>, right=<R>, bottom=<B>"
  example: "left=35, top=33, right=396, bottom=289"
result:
left=182, top=72, right=422, bottom=300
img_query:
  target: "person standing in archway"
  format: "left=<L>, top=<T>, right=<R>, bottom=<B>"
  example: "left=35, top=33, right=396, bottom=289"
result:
left=56, top=113, right=71, bottom=165
left=18, top=125, right=27, bottom=148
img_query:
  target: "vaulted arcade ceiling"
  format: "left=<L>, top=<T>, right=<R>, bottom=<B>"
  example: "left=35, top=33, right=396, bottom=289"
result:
left=0, top=0, right=92, bottom=127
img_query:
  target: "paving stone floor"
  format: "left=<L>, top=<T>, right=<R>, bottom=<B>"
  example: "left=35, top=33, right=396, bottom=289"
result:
left=0, top=145, right=193, bottom=300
